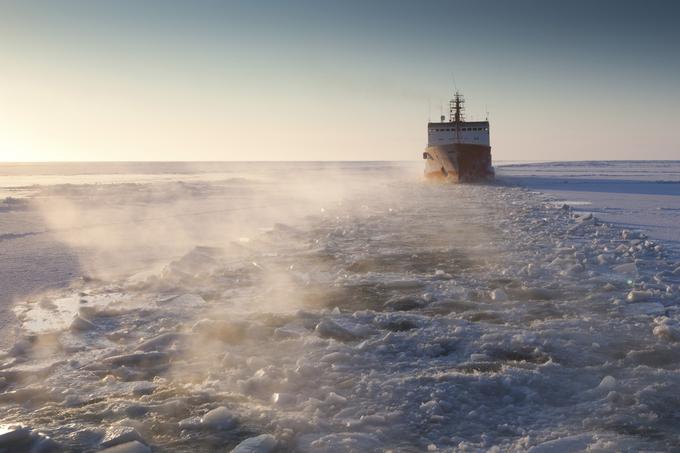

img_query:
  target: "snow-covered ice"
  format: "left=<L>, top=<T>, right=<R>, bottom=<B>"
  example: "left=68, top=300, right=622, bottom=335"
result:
left=498, top=160, right=680, bottom=249
left=1, top=161, right=680, bottom=451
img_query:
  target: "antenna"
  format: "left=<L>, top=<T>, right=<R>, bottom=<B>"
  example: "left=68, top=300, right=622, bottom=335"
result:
left=450, top=91, right=465, bottom=142
left=428, top=98, right=431, bottom=122
left=452, top=73, right=458, bottom=93
left=449, top=92, right=465, bottom=123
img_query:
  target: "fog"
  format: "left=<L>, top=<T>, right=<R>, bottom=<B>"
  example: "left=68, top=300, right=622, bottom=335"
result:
left=32, top=163, right=413, bottom=280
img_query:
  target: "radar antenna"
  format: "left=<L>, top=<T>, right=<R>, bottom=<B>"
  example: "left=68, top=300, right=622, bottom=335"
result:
left=449, top=91, right=465, bottom=123
left=449, top=91, right=465, bottom=142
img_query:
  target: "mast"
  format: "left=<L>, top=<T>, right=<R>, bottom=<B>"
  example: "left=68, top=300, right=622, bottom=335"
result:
left=449, top=91, right=465, bottom=142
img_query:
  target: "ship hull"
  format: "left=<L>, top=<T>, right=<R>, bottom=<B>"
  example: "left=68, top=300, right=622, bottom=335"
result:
left=423, top=143, right=494, bottom=182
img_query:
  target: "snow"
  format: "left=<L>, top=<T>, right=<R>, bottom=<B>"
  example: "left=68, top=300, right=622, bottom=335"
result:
left=0, top=161, right=679, bottom=451
left=498, top=161, right=680, bottom=249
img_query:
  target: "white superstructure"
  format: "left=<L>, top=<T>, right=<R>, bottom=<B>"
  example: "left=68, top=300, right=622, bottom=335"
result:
left=427, top=122, right=490, bottom=147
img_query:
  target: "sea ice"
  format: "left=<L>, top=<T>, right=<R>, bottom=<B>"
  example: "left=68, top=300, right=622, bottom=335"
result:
left=100, top=426, right=146, bottom=448
left=626, top=290, right=654, bottom=302
left=230, top=434, right=277, bottom=453
left=69, top=314, right=97, bottom=332
left=314, top=318, right=359, bottom=342
left=3, top=161, right=680, bottom=451
left=652, top=318, right=680, bottom=342
left=98, top=440, right=151, bottom=453
left=192, top=319, right=248, bottom=343
left=201, top=406, right=237, bottom=430
left=102, top=352, right=169, bottom=368
left=490, top=289, right=508, bottom=301
left=527, top=434, right=593, bottom=452
left=613, top=262, right=638, bottom=274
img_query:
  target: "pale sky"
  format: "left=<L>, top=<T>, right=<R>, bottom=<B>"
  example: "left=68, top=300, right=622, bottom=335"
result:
left=0, top=0, right=679, bottom=162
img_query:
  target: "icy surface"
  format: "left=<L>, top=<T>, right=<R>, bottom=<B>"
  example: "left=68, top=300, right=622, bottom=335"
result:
left=1, top=161, right=680, bottom=451
left=498, top=160, right=680, bottom=250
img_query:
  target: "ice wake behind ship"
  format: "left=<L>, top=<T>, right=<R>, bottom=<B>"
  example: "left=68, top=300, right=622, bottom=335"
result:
left=1, top=163, right=680, bottom=451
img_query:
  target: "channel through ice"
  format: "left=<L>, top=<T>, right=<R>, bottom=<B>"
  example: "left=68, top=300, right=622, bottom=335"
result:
left=1, top=161, right=680, bottom=452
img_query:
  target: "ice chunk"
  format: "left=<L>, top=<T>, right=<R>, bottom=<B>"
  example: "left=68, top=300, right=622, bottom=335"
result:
left=201, top=406, right=237, bottom=430
left=528, top=434, right=593, bottom=452
left=271, top=392, right=296, bottom=406
left=69, top=314, right=97, bottom=332
left=576, top=212, right=593, bottom=222
left=613, top=262, right=637, bottom=274
left=325, top=392, right=348, bottom=406
left=523, top=262, right=538, bottom=276
left=136, top=332, right=185, bottom=352
left=273, top=326, right=304, bottom=340
left=621, top=230, right=645, bottom=240
left=626, top=290, right=653, bottom=302
left=614, top=244, right=628, bottom=254
left=99, top=440, right=151, bottom=453
left=230, top=434, right=277, bottom=453
left=0, top=427, right=32, bottom=450
left=0, top=385, right=56, bottom=404
left=596, top=254, right=610, bottom=265
left=132, top=381, right=157, bottom=396
left=239, top=368, right=279, bottom=397
left=597, top=375, right=617, bottom=390
left=562, top=263, right=584, bottom=275
left=315, top=319, right=359, bottom=342
left=102, top=352, right=169, bottom=368
left=380, top=279, right=424, bottom=289
left=653, top=319, right=680, bottom=342
left=602, top=282, right=617, bottom=291
left=490, top=289, right=508, bottom=302
left=434, top=269, right=452, bottom=279
left=319, top=352, right=352, bottom=363
left=306, top=433, right=381, bottom=450
left=100, top=426, right=145, bottom=448
left=178, top=416, right=202, bottom=430
left=123, top=404, right=149, bottom=418
left=0, top=427, right=59, bottom=452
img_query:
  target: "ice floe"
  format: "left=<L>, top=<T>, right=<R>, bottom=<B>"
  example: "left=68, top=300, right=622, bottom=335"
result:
left=2, top=173, right=680, bottom=451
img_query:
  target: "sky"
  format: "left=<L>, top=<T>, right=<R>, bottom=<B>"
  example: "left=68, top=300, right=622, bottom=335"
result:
left=0, top=0, right=679, bottom=162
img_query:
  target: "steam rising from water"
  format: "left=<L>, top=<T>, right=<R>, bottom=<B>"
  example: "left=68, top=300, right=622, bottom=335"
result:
left=32, top=163, right=412, bottom=280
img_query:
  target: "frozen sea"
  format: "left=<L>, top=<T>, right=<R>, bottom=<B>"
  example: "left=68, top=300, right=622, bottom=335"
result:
left=1, top=161, right=680, bottom=452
